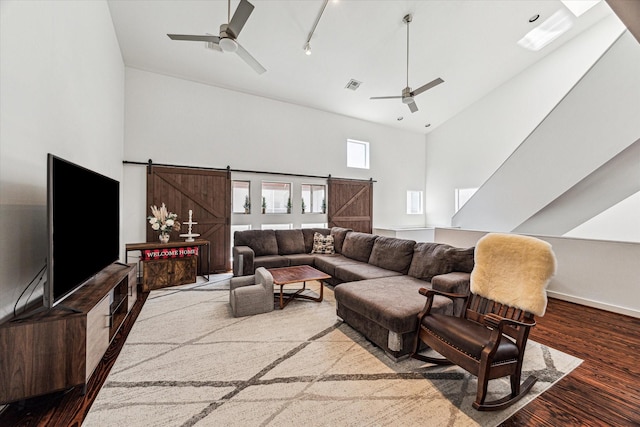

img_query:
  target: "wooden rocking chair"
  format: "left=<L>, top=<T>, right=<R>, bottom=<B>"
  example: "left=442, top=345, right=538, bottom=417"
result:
left=412, top=233, right=556, bottom=411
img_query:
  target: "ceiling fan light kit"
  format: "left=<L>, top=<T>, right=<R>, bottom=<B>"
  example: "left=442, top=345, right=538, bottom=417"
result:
left=167, top=0, right=265, bottom=74
left=370, top=14, right=444, bottom=114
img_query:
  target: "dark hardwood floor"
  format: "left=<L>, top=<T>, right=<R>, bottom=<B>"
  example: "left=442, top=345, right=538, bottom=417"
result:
left=1, top=295, right=639, bottom=426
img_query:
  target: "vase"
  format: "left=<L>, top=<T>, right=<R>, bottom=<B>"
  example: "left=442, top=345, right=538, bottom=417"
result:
left=159, top=233, right=170, bottom=244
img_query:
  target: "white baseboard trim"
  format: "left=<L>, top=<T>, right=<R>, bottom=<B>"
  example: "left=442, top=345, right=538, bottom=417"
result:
left=547, top=290, right=640, bottom=319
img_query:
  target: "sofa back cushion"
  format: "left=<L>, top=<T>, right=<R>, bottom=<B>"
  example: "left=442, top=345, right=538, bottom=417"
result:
left=407, top=242, right=453, bottom=281
left=302, top=228, right=331, bottom=253
left=330, top=227, right=352, bottom=254
left=234, top=230, right=278, bottom=257
left=275, top=229, right=306, bottom=255
left=368, top=236, right=416, bottom=274
left=407, top=243, right=476, bottom=280
left=341, top=232, right=377, bottom=263
left=447, top=246, right=475, bottom=273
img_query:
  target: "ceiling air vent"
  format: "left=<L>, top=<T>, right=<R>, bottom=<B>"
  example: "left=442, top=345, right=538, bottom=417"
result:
left=345, top=79, right=362, bottom=91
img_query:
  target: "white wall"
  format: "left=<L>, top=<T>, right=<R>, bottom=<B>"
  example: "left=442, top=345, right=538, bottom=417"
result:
left=122, top=68, right=427, bottom=245
left=0, top=1, right=125, bottom=322
left=433, top=228, right=640, bottom=319
left=565, top=192, right=640, bottom=242
left=424, top=15, right=626, bottom=231
left=454, top=31, right=640, bottom=236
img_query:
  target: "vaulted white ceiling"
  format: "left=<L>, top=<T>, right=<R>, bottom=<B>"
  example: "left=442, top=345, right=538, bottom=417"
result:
left=107, top=0, right=615, bottom=134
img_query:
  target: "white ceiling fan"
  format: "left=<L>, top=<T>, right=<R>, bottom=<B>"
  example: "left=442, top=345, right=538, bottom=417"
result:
left=167, top=0, right=266, bottom=74
left=370, top=14, right=443, bottom=113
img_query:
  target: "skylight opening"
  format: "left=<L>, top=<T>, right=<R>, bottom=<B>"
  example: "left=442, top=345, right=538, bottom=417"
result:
left=517, top=9, right=574, bottom=51
left=561, top=0, right=601, bottom=17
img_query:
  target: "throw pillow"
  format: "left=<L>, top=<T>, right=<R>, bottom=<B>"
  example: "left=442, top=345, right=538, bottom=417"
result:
left=311, top=232, right=335, bottom=254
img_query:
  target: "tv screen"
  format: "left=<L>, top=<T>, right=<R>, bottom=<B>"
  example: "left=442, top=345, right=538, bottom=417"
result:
left=46, top=154, right=120, bottom=308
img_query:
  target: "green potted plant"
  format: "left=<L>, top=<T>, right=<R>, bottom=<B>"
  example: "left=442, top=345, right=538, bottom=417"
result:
left=261, top=197, right=267, bottom=214
left=243, top=195, right=251, bottom=214
left=301, top=199, right=306, bottom=214
left=287, top=197, right=292, bottom=214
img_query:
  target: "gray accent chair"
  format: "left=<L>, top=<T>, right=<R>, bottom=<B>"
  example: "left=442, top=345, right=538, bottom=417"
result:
left=229, top=267, right=275, bottom=317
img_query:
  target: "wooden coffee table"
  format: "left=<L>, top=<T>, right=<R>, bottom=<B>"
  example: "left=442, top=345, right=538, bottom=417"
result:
left=267, top=265, right=331, bottom=309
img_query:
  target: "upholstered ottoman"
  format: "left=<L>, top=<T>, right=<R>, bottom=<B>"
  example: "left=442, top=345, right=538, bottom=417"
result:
left=335, top=276, right=453, bottom=360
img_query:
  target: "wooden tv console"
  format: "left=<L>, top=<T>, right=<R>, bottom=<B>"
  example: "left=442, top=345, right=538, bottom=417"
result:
left=0, top=262, right=137, bottom=404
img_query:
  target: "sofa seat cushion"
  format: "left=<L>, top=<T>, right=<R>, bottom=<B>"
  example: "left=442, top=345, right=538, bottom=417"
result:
left=284, top=253, right=316, bottom=266
left=335, top=277, right=453, bottom=334
left=341, top=232, right=378, bottom=262
left=234, top=229, right=279, bottom=256
left=334, top=263, right=403, bottom=282
left=368, top=236, right=416, bottom=274
left=254, top=255, right=289, bottom=270
left=313, top=254, right=360, bottom=277
left=275, top=229, right=306, bottom=255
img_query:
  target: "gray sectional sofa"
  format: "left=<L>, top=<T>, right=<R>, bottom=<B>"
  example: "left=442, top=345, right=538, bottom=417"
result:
left=232, top=227, right=474, bottom=359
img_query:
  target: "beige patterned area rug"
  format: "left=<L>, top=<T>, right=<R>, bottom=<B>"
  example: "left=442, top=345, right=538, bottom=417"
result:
left=83, top=276, right=582, bottom=427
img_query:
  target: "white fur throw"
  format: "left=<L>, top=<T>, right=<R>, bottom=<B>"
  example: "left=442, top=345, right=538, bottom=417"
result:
left=470, top=233, right=557, bottom=317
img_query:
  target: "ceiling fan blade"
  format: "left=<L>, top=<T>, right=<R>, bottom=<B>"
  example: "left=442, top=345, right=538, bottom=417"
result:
left=168, top=34, right=220, bottom=43
left=370, top=95, right=403, bottom=100
left=235, top=42, right=266, bottom=74
left=227, top=0, right=254, bottom=38
left=412, top=77, right=444, bottom=97
left=408, top=101, right=419, bottom=113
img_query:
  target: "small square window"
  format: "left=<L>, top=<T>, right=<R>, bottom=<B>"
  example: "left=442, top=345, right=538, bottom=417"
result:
left=232, top=181, right=251, bottom=214
left=347, top=139, right=370, bottom=169
left=407, top=190, right=423, bottom=215
left=301, top=184, right=326, bottom=214
left=261, top=223, right=293, bottom=230
left=301, top=223, right=328, bottom=228
left=455, top=188, right=478, bottom=212
left=261, top=182, right=291, bottom=214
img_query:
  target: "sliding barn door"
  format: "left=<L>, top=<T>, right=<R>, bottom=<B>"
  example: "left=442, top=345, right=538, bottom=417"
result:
left=327, top=178, right=373, bottom=233
left=147, top=166, right=231, bottom=273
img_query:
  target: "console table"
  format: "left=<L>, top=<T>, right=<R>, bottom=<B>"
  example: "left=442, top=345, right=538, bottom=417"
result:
left=125, top=239, right=210, bottom=291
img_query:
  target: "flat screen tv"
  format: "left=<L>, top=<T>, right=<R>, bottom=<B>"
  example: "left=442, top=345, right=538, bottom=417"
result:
left=45, top=154, right=120, bottom=309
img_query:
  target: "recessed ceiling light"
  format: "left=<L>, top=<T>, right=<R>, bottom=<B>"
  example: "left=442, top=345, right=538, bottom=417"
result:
left=529, top=14, right=540, bottom=23
left=425, top=123, right=431, bottom=128
left=397, top=116, right=404, bottom=121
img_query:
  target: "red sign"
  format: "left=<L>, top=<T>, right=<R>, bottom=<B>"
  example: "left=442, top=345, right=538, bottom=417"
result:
left=141, top=246, right=199, bottom=260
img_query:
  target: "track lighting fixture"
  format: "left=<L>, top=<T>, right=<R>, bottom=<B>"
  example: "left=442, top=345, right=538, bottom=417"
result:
left=304, top=0, right=328, bottom=55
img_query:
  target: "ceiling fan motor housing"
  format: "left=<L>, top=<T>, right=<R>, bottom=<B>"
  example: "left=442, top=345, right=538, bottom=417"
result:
left=402, top=87, right=414, bottom=104
left=218, top=24, right=238, bottom=52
